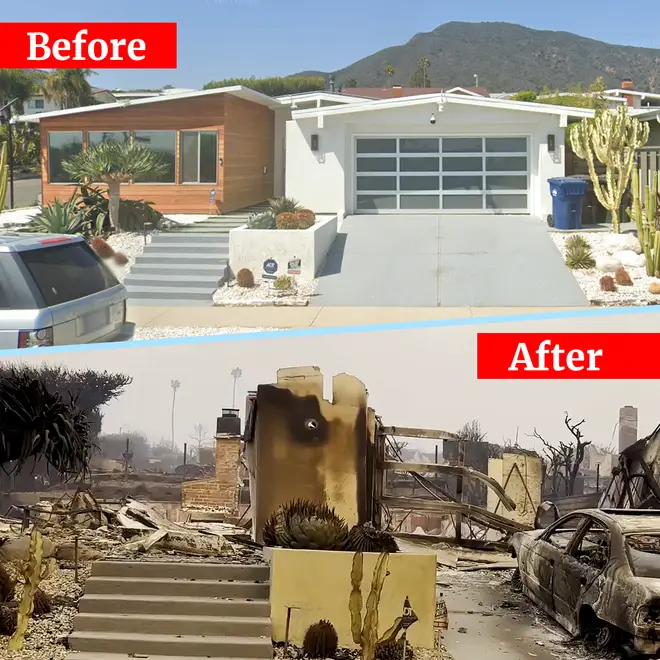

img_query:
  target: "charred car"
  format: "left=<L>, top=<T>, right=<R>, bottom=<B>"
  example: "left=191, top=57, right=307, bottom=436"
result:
left=510, top=508, right=660, bottom=654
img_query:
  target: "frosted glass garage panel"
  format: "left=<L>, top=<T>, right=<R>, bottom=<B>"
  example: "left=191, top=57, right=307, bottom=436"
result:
left=486, top=175, right=528, bottom=191
left=486, top=194, right=528, bottom=210
left=400, top=176, right=440, bottom=191
left=356, top=139, right=397, bottom=154
left=400, top=138, right=439, bottom=153
left=443, top=157, right=483, bottom=172
left=356, top=157, right=397, bottom=172
left=485, top=137, right=527, bottom=153
left=356, top=176, right=397, bottom=191
left=400, top=195, right=440, bottom=210
left=400, top=157, right=440, bottom=172
left=442, top=195, right=483, bottom=210
left=486, top=156, right=528, bottom=172
left=357, top=195, right=397, bottom=211
left=443, top=176, right=483, bottom=192
left=442, top=138, right=482, bottom=153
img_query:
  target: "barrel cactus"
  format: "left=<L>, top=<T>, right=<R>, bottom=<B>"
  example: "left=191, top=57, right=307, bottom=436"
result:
left=344, top=523, right=399, bottom=553
left=262, top=499, right=349, bottom=550
left=303, top=619, right=339, bottom=658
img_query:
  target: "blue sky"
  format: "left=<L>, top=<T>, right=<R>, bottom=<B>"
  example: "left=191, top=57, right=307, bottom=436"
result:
left=6, top=0, right=659, bottom=90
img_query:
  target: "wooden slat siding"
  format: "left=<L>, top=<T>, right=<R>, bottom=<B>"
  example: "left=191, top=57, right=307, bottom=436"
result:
left=637, top=148, right=660, bottom=189
left=38, top=93, right=267, bottom=214
left=221, top=95, right=275, bottom=213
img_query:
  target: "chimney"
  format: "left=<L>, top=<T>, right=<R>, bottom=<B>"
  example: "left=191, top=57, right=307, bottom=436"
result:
left=621, top=78, right=635, bottom=107
left=618, top=405, right=638, bottom=453
left=328, top=75, right=335, bottom=93
left=392, top=85, right=403, bottom=98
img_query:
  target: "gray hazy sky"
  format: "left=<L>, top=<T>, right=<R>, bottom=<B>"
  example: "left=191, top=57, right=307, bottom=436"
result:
left=5, top=311, right=660, bottom=452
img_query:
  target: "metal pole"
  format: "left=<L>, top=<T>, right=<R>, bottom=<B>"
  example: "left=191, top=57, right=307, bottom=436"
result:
left=171, top=389, right=176, bottom=450
left=7, top=120, right=14, bottom=209
left=596, top=463, right=600, bottom=492
left=183, top=443, right=187, bottom=481
left=455, top=441, right=465, bottom=544
left=124, top=438, right=130, bottom=482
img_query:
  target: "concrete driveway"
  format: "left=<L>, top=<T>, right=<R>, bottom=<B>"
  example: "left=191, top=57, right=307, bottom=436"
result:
left=312, top=215, right=588, bottom=307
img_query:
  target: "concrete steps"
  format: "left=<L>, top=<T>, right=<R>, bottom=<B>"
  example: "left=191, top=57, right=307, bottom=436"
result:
left=127, top=204, right=267, bottom=305
left=68, top=561, right=272, bottom=660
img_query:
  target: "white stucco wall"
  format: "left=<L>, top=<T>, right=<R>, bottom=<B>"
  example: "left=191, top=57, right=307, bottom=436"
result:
left=285, top=102, right=567, bottom=219
left=273, top=107, right=291, bottom=198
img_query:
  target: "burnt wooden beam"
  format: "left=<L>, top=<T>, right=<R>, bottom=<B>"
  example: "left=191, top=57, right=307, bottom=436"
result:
left=379, top=426, right=460, bottom=441
left=380, top=461, right=517, bottom=512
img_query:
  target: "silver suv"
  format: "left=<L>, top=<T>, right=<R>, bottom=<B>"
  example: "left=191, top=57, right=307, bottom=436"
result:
left=0, top=233, right=135, bottom=349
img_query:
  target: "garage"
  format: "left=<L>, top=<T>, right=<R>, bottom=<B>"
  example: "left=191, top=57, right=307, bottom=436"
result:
left=354, top=135, right=530, bottom=213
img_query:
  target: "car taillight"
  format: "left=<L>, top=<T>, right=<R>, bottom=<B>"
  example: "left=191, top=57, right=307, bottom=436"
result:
left=17, top=327, right=54, bottom=349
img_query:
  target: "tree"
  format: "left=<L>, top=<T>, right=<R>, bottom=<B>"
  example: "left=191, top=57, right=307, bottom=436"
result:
left=343, top=78, right=358, bottom=88
left=456, top=419, right=486, bottom=443
left=569, top=105, right=649, bottom=233
left=42, top=69, right=97, bottom=110
left=512, top=90, right=538, bottom=102
left=189, top=423, right=210, bottom=462
left=530, top=413, right=592, bottom=497
left=385, top=65, right=395, bottom=82
left=0, top=365, right=95, bottom=477
left=203, top=76, right=325, bottom=96
left=0, top=69, right=38, bottom=113
left=63, top=141, right=167, bottom=232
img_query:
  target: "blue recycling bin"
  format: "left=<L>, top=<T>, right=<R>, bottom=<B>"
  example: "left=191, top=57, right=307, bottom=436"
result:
left=548, top=177, right=589, bottom=230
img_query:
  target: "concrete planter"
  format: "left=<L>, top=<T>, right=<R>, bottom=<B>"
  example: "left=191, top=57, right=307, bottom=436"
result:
left=229, top=215, right=337, bottom=281
left=269, top=548, right=436, bottom=649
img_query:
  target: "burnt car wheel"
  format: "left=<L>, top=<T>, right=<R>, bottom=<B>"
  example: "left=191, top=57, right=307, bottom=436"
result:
left=584, top=618, right=617, bottom=650
left=511, top=568, right=523, bottom=593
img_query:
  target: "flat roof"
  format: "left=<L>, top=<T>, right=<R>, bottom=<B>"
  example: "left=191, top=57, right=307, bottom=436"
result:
left=17, top=85, right=281, bottom=123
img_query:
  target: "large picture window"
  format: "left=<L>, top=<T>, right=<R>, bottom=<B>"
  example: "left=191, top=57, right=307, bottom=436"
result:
left=133, top=131, right=177, bottom=183
left=180, top=131, right=218, bottom=184
left=48, top=131, right=83, bottom=183
left=87, top=131, right=130, bottom=147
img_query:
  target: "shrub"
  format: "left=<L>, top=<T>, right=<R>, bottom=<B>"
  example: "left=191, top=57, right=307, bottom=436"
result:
left=113, top=252, right=129, bottom=266
left=236, top=268, right=255, bottom=288
left=30, top=198, right=88, bottom=235
left=273, top=275, right=294, bottom=291
left=303, top=620, right=338, bottom=659
left=268, top=196, right=303, bottom=216
left=247, top=211, right=276, bottom=230
left=565, top=243, right=595, bottom=269
left=565, top=234, right=590, bottom=251
left=90, top=237, right=115, bottom=259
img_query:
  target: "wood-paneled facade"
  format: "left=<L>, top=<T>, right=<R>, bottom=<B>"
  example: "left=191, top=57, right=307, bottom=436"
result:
left=40, top=92, right=275, bottom=214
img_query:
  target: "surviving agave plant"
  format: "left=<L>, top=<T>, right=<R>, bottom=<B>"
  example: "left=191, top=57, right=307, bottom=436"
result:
left=262, top=499, right=349, bottom=550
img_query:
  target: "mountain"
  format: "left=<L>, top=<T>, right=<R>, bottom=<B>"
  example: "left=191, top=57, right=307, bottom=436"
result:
left=295, top=22, right=660, bottom=93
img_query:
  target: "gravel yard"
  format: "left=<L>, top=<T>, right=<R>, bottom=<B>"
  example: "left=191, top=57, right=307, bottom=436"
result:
left=551, top=231, right=660, bottom=306
left=213, top=279, right=317, bottom=306
left=133, top=326, right=281, bottom=340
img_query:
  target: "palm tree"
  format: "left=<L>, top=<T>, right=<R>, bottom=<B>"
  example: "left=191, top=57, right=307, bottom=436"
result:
left=63, top=141, right=167, bottom=232
left=0, top=69, right=38, bottom=113
left=419, top=57, right=431, bottom=88
left=42, top=69, right=97, bottom=110
left=385, top=65, right=395, bottom=81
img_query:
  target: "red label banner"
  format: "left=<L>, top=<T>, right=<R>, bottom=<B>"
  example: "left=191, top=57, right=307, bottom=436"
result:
left=477, top=333, right=660, bottom=379
left=0, top=23, right=177, bottom=68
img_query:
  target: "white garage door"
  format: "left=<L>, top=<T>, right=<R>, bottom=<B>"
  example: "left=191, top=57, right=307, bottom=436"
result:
left=354, top=136, right=529, bottom=213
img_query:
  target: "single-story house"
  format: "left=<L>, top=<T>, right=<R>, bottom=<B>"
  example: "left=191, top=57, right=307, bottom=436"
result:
left=18, top=86, right=659, bottom=219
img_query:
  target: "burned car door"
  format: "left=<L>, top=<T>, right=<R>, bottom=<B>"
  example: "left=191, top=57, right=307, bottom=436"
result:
left=524, top=516, right=584, bottom=613
left=553, top=518, right=611, bottom=635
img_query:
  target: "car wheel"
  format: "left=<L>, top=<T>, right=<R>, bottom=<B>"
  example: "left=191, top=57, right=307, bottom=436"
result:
left=511, top=568, right=523, bottom=593
left=584, top=618, right=617, bottom=650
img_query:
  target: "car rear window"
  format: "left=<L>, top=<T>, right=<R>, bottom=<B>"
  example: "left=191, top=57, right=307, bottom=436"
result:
left=626, top=534, right=660, bottom=578
left=18, top=241, right=119, bottom=307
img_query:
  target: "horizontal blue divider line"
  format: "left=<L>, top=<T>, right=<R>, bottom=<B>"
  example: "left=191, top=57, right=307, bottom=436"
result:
left=0, top=304, right=658, bottom=358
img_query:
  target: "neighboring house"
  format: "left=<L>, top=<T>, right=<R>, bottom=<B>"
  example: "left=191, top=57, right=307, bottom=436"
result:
left=20, top=85, right=658, bottom=219
left=341, top=85, right=489, bottom=99
left=21, top=87, right=118, bottom=115
left=111, top=87, right=197, bottom=101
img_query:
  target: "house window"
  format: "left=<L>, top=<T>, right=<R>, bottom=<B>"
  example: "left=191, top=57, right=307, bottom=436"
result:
left=87, top=131, right=130, bottom=147
left=133, top=131, right=177, bottom=183
left=48, top=131, right=83, bottom=183
left=180, top=131, right=218, bottom=184
left=34, top=99, right=44, bottom=109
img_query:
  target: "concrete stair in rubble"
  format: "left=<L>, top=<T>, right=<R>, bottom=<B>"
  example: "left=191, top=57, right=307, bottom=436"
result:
left=125, top=204, right=270, bottom=306
left=67, top=560, right=272, bottom=660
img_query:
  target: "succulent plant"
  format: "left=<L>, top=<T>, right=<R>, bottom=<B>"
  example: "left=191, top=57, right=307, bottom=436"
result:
left=565, top=243, right=595, bottom=270
left=90, top=237, right=115, bottom=259
left=273, top=275, right=294, bottom=291
left=236, top=268, right=255, bottom=288
left=262, top=499, right=349, bottom=550
left=564, top=234, right=590, bottom=251
left=247, top=211, right=276, bottom=230
left=268, top=196, right=303, bottom=216
left=344, top=523, right=399, bottom=553
left=303, top=619, right=339, bottom=658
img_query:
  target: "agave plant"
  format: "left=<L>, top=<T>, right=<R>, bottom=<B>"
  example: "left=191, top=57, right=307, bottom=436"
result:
left=268, top=196, right=303, bottom=216
left=63, top=142, right=167, bottom=232
left=262, top=499, right=349, bottom=550
left=344, top=523, right=399, bottom=553
left=0, top=367, right=92, bottom=475
left=29, top=198, right=89, bottom=235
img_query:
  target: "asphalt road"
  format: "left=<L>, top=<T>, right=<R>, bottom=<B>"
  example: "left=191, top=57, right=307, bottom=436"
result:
left=2, top=175, right=41, bottom=209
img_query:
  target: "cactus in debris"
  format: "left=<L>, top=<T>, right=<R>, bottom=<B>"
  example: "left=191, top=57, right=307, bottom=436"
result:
left=8, top=529, right=45, bottom=651
left=0, top=142, right=8, bottom=212
left=344, top=523, right=399, bottom=554
left=376, top=638, right=413, bottom=660
left=569, top=106, right=649, bottom=233
left=349, top=551, right=393, bottom=660
left=32, top=589, right=52, bottom=616
left=263, top=499, right=349, bottom=550
left=247, top=211, right=276, bottom=230
left=630, top=166, right=660, bottom=277
left=303, top=619, right=339, bottom=658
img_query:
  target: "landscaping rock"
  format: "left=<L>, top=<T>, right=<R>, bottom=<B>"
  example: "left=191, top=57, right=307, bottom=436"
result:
left=649, top=281, right=660, bottom=295
left=595, top=255, right=622, bottom=273
left=600, top=276, right=616, bottom=292
left=604, top=233, right=642, bottom=255
left=0, top=536, right=56, bottom=562
left=612, top=250, right=646, bottom=268
left=55, top=541, right=103, bottom=562
left=614, top=267, right=634, bottom=286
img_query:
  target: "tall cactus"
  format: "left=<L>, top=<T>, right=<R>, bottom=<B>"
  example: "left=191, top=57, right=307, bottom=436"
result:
left=0, top=142, right=8, bottom=212
left=630, top=166, right=660, bottom=277
left=569, top=106, right=649, bottom=233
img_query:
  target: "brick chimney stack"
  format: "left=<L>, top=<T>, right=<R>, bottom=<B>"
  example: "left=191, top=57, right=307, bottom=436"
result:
left=392, top=84, right=403, bottom=98
left=621, top=78, right=635, bottom=107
